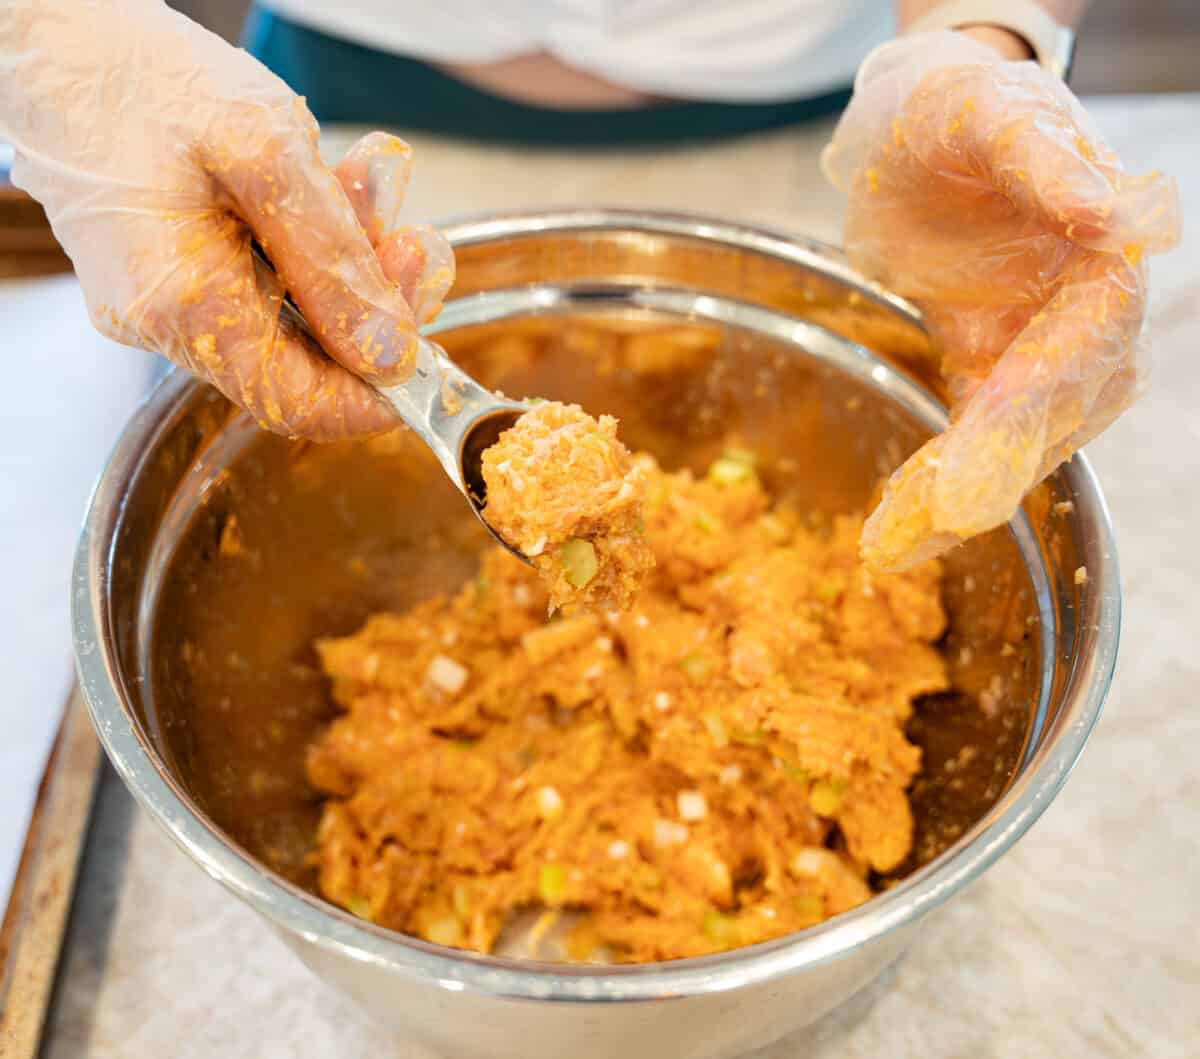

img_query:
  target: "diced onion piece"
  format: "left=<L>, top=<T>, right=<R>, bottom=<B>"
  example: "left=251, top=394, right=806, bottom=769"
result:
left=677, top=790, right=708, bottom=821
left=718, top=764, right=743, bottom=786
left=427, top=655, right=469, bottom=694
left=425, top=915, right=462, bottom=947
left=607, top=839, right=631, bottom=860
left=537, top=785, right=564, bottom=818
left=653, top=818, right=689, bottom=846
left=791, top=849, right=828, bottom=877
left=560, top=538, right=598, bottom=588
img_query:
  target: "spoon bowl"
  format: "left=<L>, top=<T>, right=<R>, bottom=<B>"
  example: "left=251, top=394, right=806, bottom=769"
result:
left=376, top=342, right=532, bottom=564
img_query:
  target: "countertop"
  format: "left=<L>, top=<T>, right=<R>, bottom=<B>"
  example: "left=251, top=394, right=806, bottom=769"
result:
left=40, top=95, right=1199, bottom=1058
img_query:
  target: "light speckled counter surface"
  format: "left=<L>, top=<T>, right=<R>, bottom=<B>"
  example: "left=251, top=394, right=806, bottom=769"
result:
left=43, top=97, right=1199, bottom=1059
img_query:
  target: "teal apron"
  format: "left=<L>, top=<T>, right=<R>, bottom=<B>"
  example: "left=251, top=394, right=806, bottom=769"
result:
left=243, top=5, right=850, bottom=146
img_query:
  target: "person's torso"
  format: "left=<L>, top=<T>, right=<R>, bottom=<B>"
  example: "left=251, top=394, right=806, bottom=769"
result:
left=257, top=0, right=892, bottom=104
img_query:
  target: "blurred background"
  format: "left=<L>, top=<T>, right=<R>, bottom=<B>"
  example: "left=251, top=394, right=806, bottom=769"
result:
left=173, top=0, right=1200, bottom=94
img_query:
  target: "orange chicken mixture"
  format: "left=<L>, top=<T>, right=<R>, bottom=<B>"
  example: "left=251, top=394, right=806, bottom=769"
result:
left=481, top=401, right=653, bottom=611
left=308, top=448, right=948, bottom=962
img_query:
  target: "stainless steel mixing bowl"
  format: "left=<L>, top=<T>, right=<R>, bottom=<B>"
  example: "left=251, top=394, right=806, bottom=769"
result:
left=72, top=209, right=1117, bottom=1059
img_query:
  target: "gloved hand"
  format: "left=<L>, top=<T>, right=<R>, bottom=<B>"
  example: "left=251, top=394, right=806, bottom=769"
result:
left=822, top=32, right=1181, bottom=570
left=0, top=0, right=452, bottom=440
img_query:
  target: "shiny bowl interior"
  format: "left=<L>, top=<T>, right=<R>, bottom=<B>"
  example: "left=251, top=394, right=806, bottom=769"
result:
left=74, top=209, right=1116, bottom=1004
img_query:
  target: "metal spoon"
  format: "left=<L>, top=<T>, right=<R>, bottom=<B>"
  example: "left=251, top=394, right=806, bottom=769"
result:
left=252, top=243, right=533, bottom=563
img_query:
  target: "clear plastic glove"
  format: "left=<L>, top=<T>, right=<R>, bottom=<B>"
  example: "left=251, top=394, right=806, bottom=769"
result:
left=822, top=32, right=1181, bottom=570
left=0, top=0, right=453, bottom=440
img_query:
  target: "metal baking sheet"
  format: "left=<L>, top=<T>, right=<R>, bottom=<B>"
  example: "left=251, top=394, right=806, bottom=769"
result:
left=0, top=691, right=103, bottom=1058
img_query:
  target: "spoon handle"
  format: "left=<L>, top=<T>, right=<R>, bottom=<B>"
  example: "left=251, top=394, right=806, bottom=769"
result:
left=251, top=239, right=523, bottom=491
left=375, top=336, right=510, bottom=490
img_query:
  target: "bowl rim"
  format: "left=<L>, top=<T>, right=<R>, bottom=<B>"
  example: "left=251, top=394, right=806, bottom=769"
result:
left=72, top=207, right=1119, bottom=1003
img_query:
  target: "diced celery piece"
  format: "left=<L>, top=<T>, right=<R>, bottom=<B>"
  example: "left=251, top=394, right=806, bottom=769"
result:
left=680, top=652, right=711, bottom=680
left=539, top=863, right=568, bottom=904
left=560, top=538, right=598, bottom=588
left=792, top=894, right=824, bottom=922
left=708, top=448, right=757, bottom=486
left=701, top=712, right=728, bottom=747
left=703, top=908, right=740, bottom=948
left=708, top=457, right=753, bottom=486
left=731, top=728, right=765, bottom=746
left=809, top=779, right=844, bottom=816
left=814, top=578, right=840, bottom=603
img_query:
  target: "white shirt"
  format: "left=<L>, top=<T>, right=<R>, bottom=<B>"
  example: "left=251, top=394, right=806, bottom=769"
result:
left=259, top=0, right=892, bottom=103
